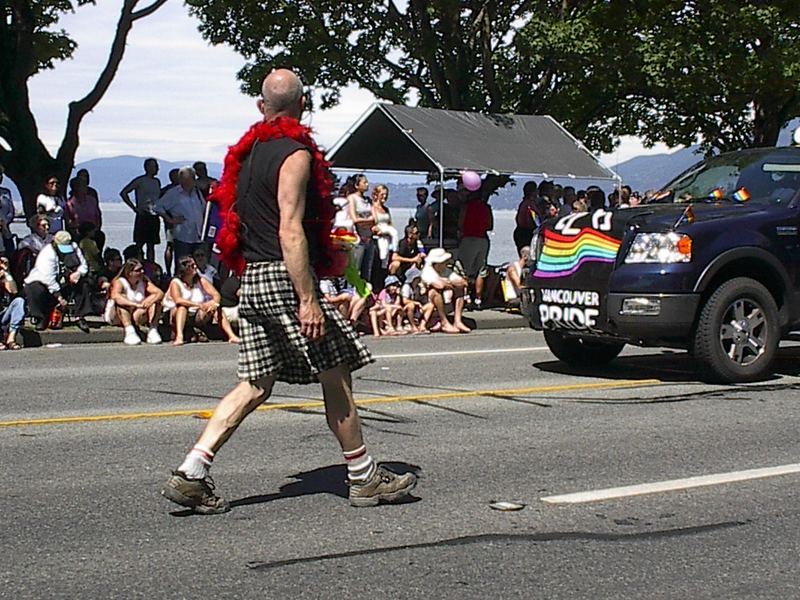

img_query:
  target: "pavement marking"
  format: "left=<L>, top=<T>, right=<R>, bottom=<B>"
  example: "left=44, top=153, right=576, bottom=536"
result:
left=540, top=463, right=800, bottom=505
left=374, top=346, right=549, bottom=359
left=0, top=379, right=662, bottom=428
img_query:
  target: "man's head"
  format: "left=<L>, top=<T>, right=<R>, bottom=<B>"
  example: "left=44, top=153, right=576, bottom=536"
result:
left=192, top=247, right=208, bottom=269
left=563, top=186, right=577, bottom=204
left=103, top=247, right=123, bottom=273
left=258, top=68, right=305, bottom=121
left=621, top=185, right=632, bottom=201
left=144, top=158, right=159, bottom=176
left=193, top=161, right=208, bottom=178
left=523, top=181, right=538, bottom=199
left=76, top=168, right=90, bottom=185
left=168, top=168, right=180, bottom=185
left=123, top=244, right=142, bottom=261
left=416, top=187, right=428, bottom=204
left=44, top=175, right=59, bottom=195
left=178, top=166, right=196, bottom=192
left=404, top=223, right=419, bottom=241
left=29, top=214, right=49, bottom=236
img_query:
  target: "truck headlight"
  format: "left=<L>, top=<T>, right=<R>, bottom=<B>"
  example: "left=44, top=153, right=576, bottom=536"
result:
left=624, top=233, right=692, bottom=264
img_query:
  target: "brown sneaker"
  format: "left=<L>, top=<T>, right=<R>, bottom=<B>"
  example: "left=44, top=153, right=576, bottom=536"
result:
left=161, top=471, right=230, bottom=515
left=348, top=466, right=417, bottom=507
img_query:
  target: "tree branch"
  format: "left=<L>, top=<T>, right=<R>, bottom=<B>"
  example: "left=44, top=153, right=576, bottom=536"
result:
left=131, top=0, right=168, bottom=20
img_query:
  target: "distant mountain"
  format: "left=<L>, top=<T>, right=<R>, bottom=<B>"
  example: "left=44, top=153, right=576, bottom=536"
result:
left=611, top=146, right=704, bottom=193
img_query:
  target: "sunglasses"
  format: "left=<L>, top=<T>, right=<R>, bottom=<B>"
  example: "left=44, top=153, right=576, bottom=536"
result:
left=132, top=267, right=144, bottom=273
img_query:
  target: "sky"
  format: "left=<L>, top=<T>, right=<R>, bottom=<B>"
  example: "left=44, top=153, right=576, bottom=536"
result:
left=27, top=1, right=671, bottom=168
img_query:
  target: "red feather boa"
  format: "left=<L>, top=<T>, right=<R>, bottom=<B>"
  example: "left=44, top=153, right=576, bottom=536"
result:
left=210, top=117, right=340, bottom=276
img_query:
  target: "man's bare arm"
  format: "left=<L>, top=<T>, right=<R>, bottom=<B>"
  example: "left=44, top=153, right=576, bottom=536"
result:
left=277, top=150, right=325, bottom=340
left=119, top=178, right=139, bottom=212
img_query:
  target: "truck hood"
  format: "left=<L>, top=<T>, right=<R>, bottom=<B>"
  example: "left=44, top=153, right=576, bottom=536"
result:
left=603, top=201, right=768, bottom=232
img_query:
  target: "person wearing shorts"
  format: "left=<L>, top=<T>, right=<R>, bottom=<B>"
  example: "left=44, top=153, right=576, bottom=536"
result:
left=457, top=189, right=493, bottom=308
left=120, top=158, right=161, bottom=262
left=160, top=68, right=416, bottom=515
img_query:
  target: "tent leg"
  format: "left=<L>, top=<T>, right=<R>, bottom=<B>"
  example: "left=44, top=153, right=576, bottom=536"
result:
left=438, top=167, right=445, bottom=248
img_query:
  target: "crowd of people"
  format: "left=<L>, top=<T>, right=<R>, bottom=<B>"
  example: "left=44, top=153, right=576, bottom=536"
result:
left=0, top=158, right=657, bottom=349
left=0, top=161, right=240, bottom=348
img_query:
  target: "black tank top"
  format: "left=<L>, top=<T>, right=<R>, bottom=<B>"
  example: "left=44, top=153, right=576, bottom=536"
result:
left=236, top=137, right=322, bottom=265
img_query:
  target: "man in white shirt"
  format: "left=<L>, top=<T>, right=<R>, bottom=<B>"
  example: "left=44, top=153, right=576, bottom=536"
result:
left=24, top=230, right=92, bottom=332
left=155, top=166, right=206, bottom=261
left=120, top=158, right=162, bottom=262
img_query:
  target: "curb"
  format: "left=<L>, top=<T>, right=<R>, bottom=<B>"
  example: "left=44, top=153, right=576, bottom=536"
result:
left=17, top=309, right=529, bottom=348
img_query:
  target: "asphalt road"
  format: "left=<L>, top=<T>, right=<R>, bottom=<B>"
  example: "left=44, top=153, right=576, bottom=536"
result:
left=3, top=328, right=800, bottom=599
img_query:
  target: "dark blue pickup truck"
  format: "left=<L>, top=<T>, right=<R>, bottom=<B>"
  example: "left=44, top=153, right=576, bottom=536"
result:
left=522, top=146, right=800, bottom=382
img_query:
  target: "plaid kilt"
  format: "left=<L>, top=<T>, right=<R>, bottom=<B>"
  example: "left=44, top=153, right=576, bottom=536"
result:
left=237, top=261, right=373, bottom=384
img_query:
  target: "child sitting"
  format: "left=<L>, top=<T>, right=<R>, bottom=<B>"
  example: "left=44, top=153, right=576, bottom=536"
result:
left=368, top=275, right=406, bottom=337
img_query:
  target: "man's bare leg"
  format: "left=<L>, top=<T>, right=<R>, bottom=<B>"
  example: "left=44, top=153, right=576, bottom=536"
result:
left=452, top=290, right=471, bottom=332
left=429, top=289, right=459, bottom=333
left=318, top=365, right=416, bottom=506
left=196, top=376, right=275, bottom=453
left=161, top=375, right=275, bottom=513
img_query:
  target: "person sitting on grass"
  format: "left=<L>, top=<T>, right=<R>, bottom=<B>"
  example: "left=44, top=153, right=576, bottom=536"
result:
left=368, top=275, right=407, bottom=337
left=420, top=248, right=471, bottom=334
left=105, top=258, right=165, bottom=345
left=163, top=255, right=239, bottom=346
left=0, top=256, right=25, bottom=350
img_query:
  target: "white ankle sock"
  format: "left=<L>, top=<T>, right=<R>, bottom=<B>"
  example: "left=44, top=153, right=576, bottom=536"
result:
left=344, top=445, right=376, bottom=482
left=124, top=325, right=136, bottom=335
left=178, top=445, right=214, bottom=479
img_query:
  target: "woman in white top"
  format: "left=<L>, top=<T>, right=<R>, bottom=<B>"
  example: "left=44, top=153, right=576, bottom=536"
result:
left=107, top=258, right=165, bottom=345
left=371, top=184, right=399, bottom=266
left=164, top=255, right=239, bottom=345
left=346, top=174, right=376, bottom=281
left=36, top=176, right=67, bottom=233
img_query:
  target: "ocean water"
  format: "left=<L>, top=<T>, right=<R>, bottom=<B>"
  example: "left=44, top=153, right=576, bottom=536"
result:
left=13, top=203, right=522, bottom=267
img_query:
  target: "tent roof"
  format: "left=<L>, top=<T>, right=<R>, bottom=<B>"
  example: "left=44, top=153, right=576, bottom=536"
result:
left=326, top=103, right=618, bottom=181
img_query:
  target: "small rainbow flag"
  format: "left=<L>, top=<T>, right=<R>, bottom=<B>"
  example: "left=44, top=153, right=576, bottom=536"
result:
left=709, top=188, right=724, bottom=200
left=733, top=187, right=750, bottom=202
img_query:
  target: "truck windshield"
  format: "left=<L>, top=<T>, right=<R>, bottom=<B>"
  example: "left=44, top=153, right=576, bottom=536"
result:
left=656, top=150, right=800, bottom=204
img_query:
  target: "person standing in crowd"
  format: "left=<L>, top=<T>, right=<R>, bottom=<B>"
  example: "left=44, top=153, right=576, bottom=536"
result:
left=67, top=176, right=104, bottom=250
left=0, top=256, right=24, bottom=350
left=458, top=188, right=493, bottom=309
left=0, top=167, right=16, bottom=258
left=120, top=158, right=161, bottom=263
left=193, top=161, right=217, bottom=199
left=371, top=183, right=399, bottom=269
left=346, top=173, right=377, bottom=282
left=23, top=230, right=92, bottom=333
left=159, top=168, right=180, bottom=276
left=587, top=186, right=606, bottom=211
left=161, top=68, right=415, bottom=515
left=389, top=223, right=425, bottom=279
left=513, top=181, right=538, bottom=254
left=75, top=168, right=100, bottom=202
left=413, top=187, right=433, bottom=241
left=105, top=258, right=164, bottom=346
left=155, top=166, right=206, bottom=260
left=36, top=175, right=67, bottom=233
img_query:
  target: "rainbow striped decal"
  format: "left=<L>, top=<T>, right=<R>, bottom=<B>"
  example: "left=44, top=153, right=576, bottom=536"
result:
left=534, top=227, right=622, bottom=278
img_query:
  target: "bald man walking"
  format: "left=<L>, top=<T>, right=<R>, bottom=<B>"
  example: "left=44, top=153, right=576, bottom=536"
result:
left=161, top=69, right=416, bottom=514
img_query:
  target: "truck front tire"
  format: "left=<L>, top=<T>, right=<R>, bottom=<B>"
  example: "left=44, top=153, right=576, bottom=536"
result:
left=544, top=330, right=625, bottom=366
left=693, top=277, right=779, bottom=383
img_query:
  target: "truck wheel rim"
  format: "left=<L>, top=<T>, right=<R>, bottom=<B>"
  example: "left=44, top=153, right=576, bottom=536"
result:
left=718, top=298, right=767, bottom=367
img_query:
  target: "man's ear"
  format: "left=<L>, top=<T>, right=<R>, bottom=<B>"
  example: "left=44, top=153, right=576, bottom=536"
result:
left=257, top=98, right=266, bottom=116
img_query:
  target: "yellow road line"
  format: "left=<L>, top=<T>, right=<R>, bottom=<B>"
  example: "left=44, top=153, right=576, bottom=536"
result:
left=0, top=379, right=662, bottom=428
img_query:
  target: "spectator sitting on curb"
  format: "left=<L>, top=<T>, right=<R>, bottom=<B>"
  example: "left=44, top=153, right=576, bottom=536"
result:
left=23, top=230, right=92, bottom=333
left=219, top=274, right=241, bottom=332
left=105, top=258, right=165, bottom=345
left=388, top=223, right=425, bottom=279
left=103, top=247, right=123, bottom=280
left=12, top=215, right=51, bottom=284
left=193, top=247, right=219, bottom=287
left=319, top=275, right=367, bottom=327
left=502, top=246, right=530, bottom=309
left=420, top=248, right=471, bottom=334
left=163, top=255, right=239, bottom=346
left=0, top=256, right=25, bottom=349
left=399, top=267, right=431, bottom=333
left=368, top=274, right=406, bottom=337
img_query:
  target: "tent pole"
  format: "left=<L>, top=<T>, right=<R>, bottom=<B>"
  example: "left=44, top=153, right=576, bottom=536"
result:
left=438, top=167, right=445, bottom=248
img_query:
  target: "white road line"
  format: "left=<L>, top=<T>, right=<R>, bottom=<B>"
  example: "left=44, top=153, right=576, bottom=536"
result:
left=540, top=463, right=800, bottom=504
left=374, top=346, right=549, bottom=360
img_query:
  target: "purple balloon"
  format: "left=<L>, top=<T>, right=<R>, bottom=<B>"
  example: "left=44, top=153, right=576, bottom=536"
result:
left=461, top=170, right=481, bottom=191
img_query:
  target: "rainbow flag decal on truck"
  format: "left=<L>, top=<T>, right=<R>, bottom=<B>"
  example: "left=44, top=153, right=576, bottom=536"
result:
left=533, top=227, right=622, bottom=278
